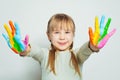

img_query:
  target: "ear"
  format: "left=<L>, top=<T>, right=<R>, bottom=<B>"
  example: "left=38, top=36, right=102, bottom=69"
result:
left=46, top=32, right=51, bottom=41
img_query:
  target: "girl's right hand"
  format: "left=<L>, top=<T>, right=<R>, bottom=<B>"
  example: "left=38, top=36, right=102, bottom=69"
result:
left=19, top=44, right=31, bottom=56
left=2, top=20, right=29, bottom=54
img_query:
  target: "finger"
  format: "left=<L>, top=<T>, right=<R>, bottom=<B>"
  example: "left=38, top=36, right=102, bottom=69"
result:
left=97, top=28, right=116, bottom=48
left=9, top=20, right=15, bottom=36
left=95, top=16, right=100, bottom=34
left=107, top=28, right=116, bottom=37
left=23, top=35, right=29, bottom=46
left=22, top=35, right=29, bottom=50
left=4, top=24, right=14, bottom=47
left=14, top=22, right=26, bottom=51
left=14, top=22, right=21, bottom=36
left=2, top=33, right=9, bottom=42
left=2, top=33, right=12, bottom=48
left=98, top=18, right=112, bottom=42
left=104, top=18, right=111, bottom=33
left=93, top=32, right=100, bottom=45
left=11, top=48, right=19, bottom=54
left=88, top=27, right=94, bottom=45
left=4, top=24, right=12, bottom=38
left=100, top=16, right=105, bottom=35
left=93, top=16, right=100, bottom=45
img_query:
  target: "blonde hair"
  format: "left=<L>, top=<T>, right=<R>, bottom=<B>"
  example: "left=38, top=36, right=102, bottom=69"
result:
left=47, top=13, right=81, bottom=76
left=47, top=13, right=75, bottom=34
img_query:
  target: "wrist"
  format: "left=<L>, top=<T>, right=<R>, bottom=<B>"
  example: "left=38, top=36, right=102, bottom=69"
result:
left=88, top=42, right=99, bottom=52
left=19, top=44, right=31, bottom=56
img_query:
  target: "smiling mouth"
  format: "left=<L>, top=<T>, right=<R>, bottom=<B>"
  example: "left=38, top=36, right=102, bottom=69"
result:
left=58, top=42, right=67, bottom=45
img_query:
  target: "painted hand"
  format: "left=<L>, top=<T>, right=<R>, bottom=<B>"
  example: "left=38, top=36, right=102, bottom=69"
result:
left=2, top=20, right=29, bottom=54
left=88, top=16, right=116, bottom=49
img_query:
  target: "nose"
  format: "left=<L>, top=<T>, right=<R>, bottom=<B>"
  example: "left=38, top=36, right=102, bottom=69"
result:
left=59, top=32, right=65, bottom=40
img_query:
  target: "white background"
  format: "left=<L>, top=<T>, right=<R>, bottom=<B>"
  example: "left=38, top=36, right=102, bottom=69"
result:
left=0, top=0, right=120, bottom=80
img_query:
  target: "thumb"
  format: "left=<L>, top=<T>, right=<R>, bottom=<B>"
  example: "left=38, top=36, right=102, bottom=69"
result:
left=23, top=34, right=29, bottom=47
left=88, top=27, right=94, bottom=45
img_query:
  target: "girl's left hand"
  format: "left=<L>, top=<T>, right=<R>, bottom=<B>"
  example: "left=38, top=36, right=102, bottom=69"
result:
left=88, top=16, right=116, bottom=49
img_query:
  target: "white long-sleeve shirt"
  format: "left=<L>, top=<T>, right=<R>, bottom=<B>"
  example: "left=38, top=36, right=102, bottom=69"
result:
left=28, top=42, right=93, bottom=80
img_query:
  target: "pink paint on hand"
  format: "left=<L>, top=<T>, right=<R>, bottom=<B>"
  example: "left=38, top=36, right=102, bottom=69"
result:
left=22, top=35, right=29, bottom=50
left=97, top=28, right=116, bottom=48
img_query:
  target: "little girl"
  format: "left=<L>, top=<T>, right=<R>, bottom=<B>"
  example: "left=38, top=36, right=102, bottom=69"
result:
left=20, top=13, right=99, bottom=80
left=3, top=13, right=115, bottom=80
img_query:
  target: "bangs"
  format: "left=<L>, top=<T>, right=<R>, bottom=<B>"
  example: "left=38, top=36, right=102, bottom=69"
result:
left=47, top=14, right=75, bottom=33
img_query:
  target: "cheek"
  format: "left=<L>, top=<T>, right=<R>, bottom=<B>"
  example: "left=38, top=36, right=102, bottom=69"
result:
left=66, top=34, right=74, bottom=40
left=49, top=35, right=59, bottom=42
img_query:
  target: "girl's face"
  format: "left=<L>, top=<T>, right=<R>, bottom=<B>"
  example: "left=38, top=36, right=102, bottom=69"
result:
left=47, top=28, right=74, bottom=51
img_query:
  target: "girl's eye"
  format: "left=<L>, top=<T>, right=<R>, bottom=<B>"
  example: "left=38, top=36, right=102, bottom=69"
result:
left=54, top=31, right=59, bottom=34
left=65, top=31, right=70, bottom=34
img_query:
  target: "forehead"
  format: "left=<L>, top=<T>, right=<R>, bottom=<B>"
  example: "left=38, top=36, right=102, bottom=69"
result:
left=53, top=23, right=72, bottom=31
left=49, top=19, right=75, bottom=32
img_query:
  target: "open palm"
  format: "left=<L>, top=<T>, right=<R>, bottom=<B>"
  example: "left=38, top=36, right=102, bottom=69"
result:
left=2, top=20, right=29, bottom=54
left=88, top=16, right=116, bottom=49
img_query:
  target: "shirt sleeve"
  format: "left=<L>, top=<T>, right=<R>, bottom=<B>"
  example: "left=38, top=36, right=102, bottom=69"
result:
left=76, top=41, right=93, bottom=64
left=27, top=42, right=47, bottom=63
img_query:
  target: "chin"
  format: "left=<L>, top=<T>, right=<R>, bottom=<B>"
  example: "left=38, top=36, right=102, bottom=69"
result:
left=57, top=48, right=68, bottom=51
